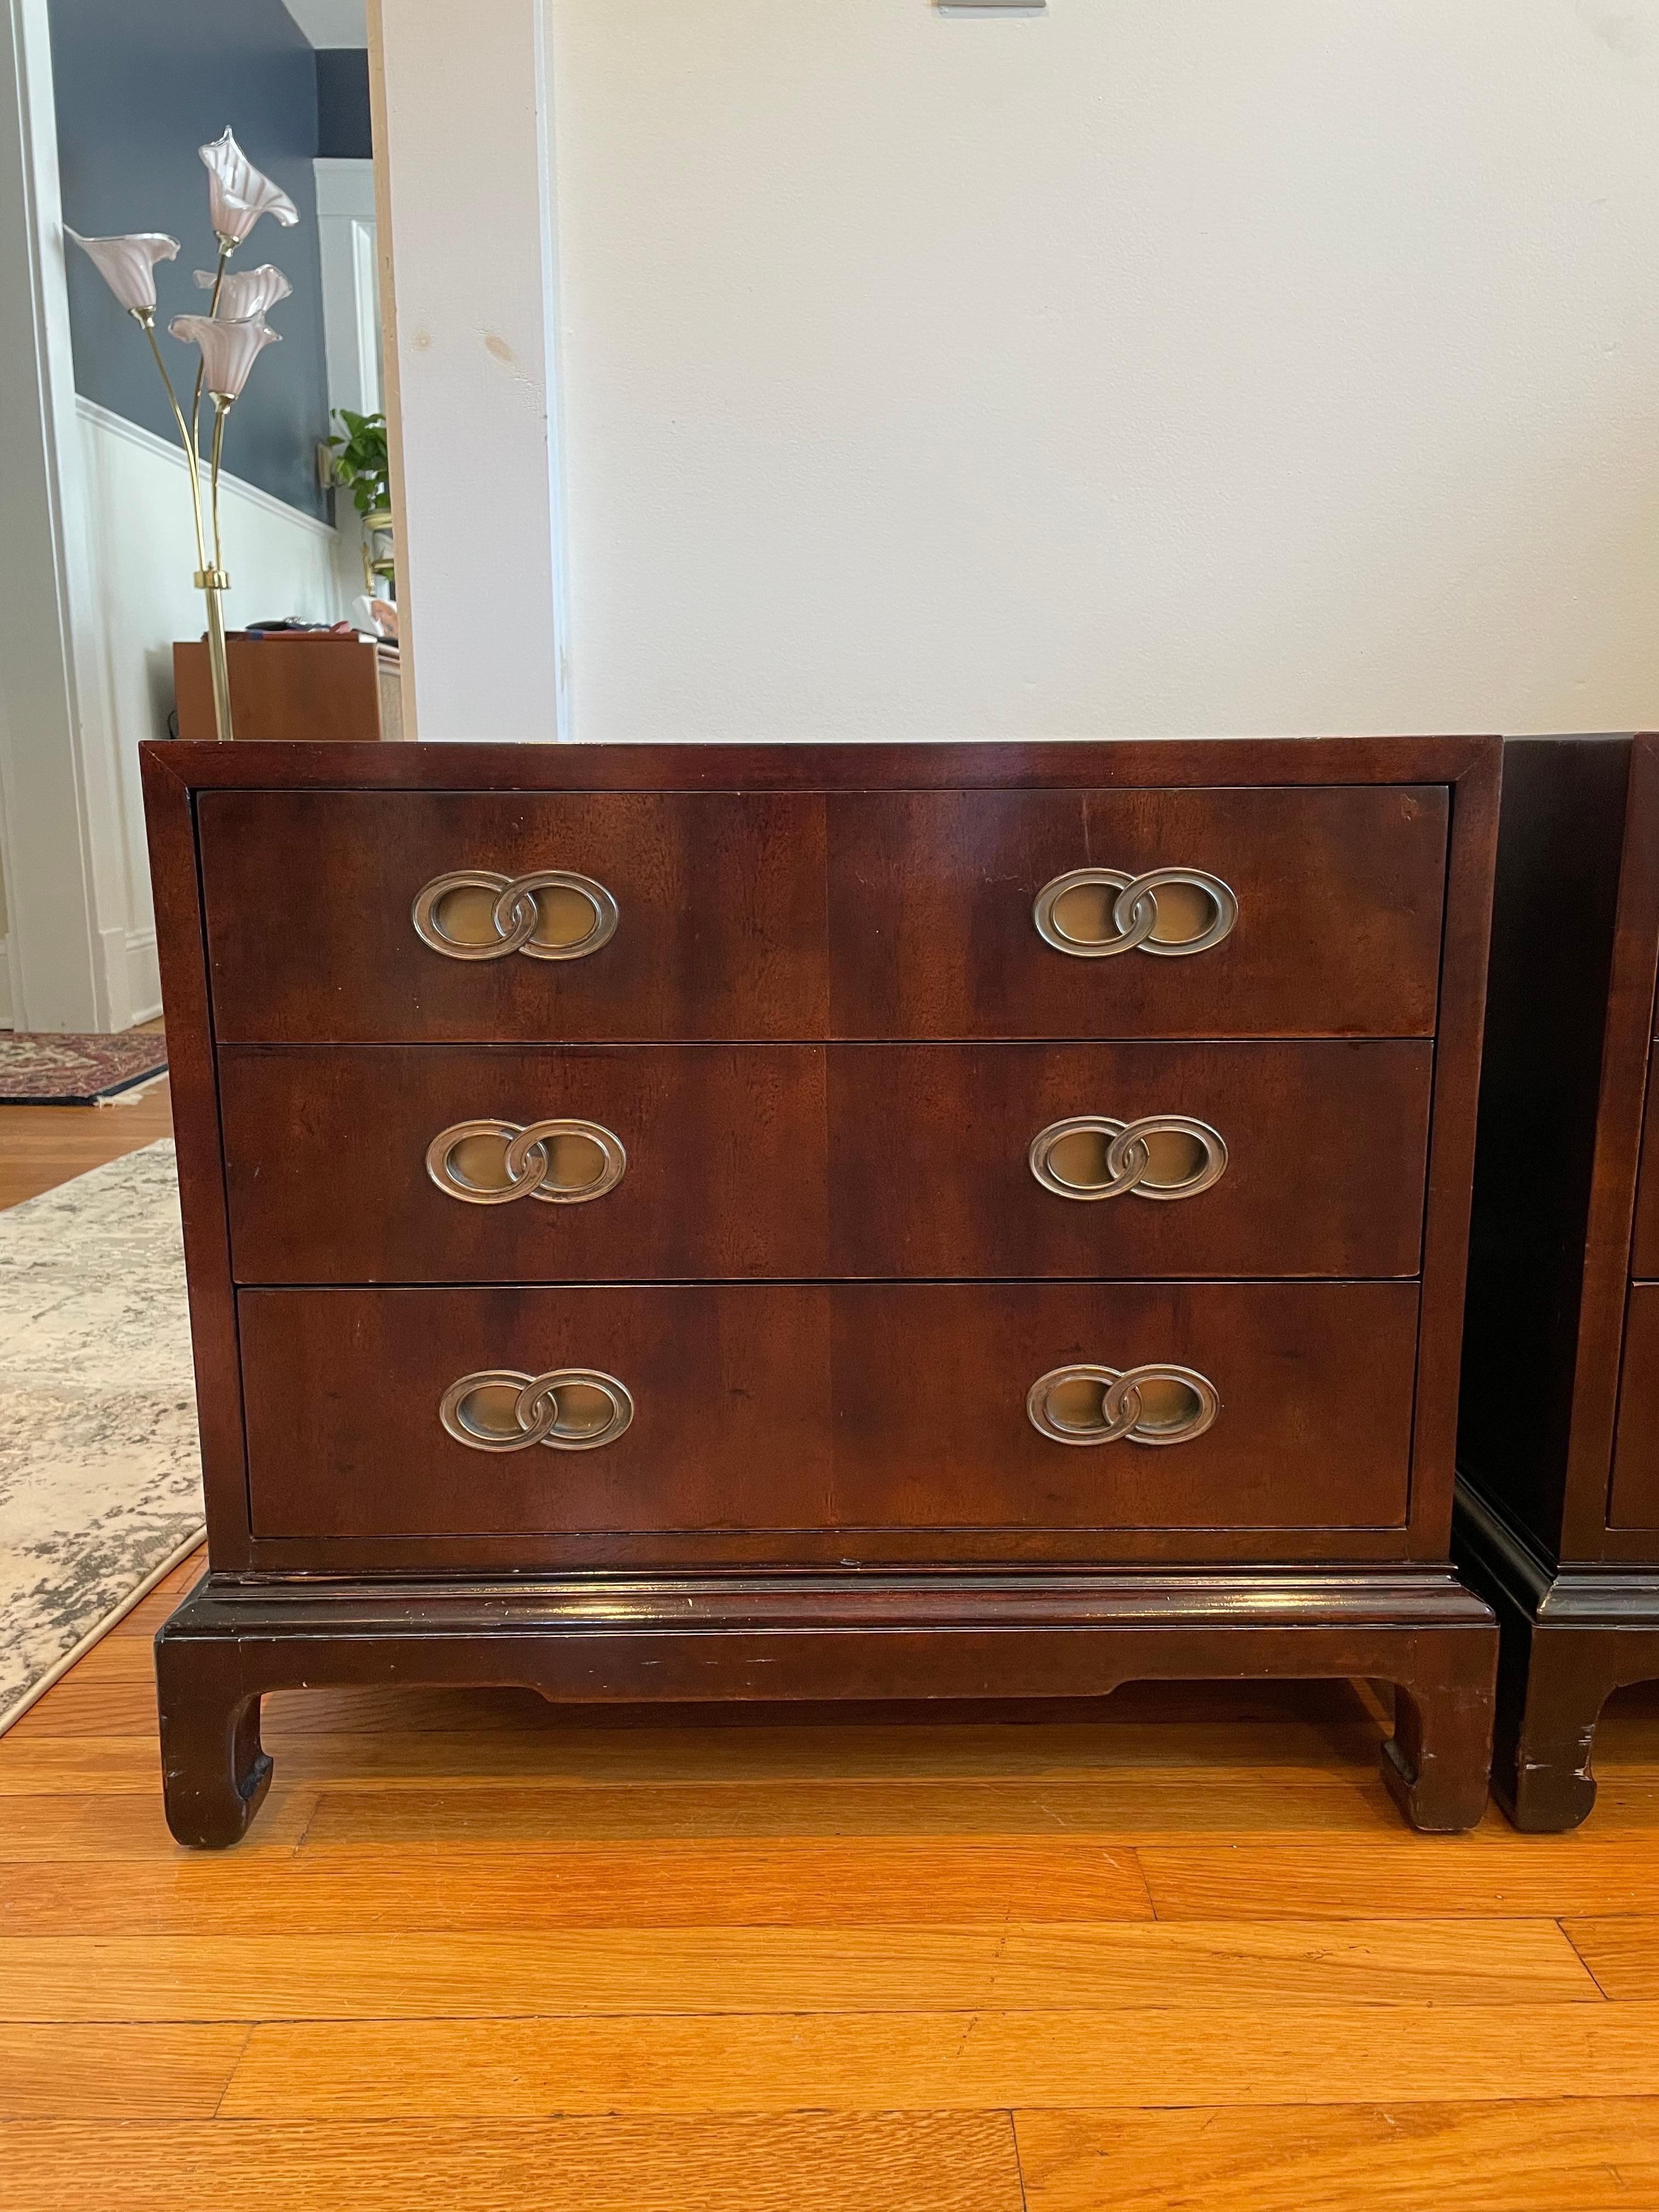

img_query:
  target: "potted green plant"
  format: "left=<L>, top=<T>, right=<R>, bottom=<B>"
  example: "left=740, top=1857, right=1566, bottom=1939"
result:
left=326, top=407, right=395, bottom=599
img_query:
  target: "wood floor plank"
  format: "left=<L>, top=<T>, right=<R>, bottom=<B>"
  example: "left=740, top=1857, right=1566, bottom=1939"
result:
left=106, top=1553, right=204, bottom=1638
left=0, top=1077, right=172, bottom=1210
left=291, top=1775, right=1395, bottom=1847
left=218, top=2002, right=1659, bottom=2117
left=0, top=1790, right=315, bottom=1863
left=1141, top=1837, right=1659, bottom=1920
left=0, top=2023, right=247, bottom=2119
left=1591, top=1684, right=1659, bottom=1772
left=1013, top=2100, right=1659, bottom=2212
left=1560, top=1917, right=1659, bottom=1999
left=0, top=1918, right=1594, bottom=2021
left=0, top=2114, right=1025, bottom=2212
left=0, top=1724, right=1384, bottom=1790
left=0, top=1839, right=1155, bottom=1933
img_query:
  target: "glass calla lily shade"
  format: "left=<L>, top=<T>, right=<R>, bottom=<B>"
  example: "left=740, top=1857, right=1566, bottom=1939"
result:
left=169, top=311, right=281, bottom=399
left=65, top=228, right=180, bottom=314
left=198, top=128, right=298, bottom=244
left=194, top=263, right=292, bottom=318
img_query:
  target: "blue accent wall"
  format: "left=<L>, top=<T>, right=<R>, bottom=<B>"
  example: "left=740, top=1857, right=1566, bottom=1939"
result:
left=49, top=0, right=331, bottom=519
left=317, top=49, right=373, bottom=161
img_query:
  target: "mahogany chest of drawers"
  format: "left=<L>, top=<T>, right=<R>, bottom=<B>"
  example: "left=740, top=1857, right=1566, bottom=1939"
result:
left=143, top=736, right=1502, bottom=1845
left=1457, top=732, right=1659, bottom=1829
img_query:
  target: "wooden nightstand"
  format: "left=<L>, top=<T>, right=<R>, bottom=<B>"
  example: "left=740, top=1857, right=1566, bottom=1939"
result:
left=143, top=736, right=1501, bottom=1845
left=1458, top=732, right=1659, bottom=1829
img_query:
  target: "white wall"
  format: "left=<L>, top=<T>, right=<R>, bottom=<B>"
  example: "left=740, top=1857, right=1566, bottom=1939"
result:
left=371, top=0, right=568, bottom=741
left=544, top=0, right=1659, bottom=742
left=75, top=399, right=348, bottom=1019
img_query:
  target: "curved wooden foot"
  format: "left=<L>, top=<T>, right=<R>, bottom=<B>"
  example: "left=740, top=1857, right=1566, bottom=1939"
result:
left=155, top=1630, right=272, bottom=1849
left=1378, top=1635, right=1497, bottom=1833
left=1495, top=1629, right=1610, bottom=1834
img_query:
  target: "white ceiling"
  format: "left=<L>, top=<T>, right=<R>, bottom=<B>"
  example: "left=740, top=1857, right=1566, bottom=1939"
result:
left=283, top=0, right=366, bottom=48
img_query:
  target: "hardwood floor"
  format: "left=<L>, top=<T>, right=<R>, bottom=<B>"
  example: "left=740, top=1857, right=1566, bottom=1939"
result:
left=5, top=1087, right=1659, bottom=2207
left=0, top=1011, right=170, bottom=1208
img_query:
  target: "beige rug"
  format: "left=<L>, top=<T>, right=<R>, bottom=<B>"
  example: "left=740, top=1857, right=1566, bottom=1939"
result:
left=0, top=1140, right=204, bottom=1733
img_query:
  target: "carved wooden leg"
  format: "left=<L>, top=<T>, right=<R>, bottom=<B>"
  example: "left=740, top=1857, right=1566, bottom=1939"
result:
left=154, top=1631, right=272, bottom=1848
left=1378, top=1634, right=1497, bottom=1833
left=1496, top=1627, right=1612, bottom=1834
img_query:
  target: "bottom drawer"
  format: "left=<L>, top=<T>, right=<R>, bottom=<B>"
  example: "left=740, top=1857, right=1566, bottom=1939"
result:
left=240, top=1282, right=1417, bottom=1543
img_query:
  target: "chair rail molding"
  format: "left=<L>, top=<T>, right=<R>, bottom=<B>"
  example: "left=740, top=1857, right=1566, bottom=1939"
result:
left=0, top=0, right=133, bottom=1030
left=368, top=0, right=570, bottom=742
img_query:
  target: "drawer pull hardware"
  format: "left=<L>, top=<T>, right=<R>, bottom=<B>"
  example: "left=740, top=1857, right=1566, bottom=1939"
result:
left=439, top=1367, right=634, bottom=1452
left=411, top=869, right=619, bottom=962
left=1026, top=1362, right=1220, bottom=1448
left=1033, top=867, right=1238, bottom=960
left=1029, top=1114, right=1227, bottom=1203
left=426, top=1118, right=627, bottom=1206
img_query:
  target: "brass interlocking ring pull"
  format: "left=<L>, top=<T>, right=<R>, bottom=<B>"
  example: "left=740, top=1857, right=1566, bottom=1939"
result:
left=426, top=1119, right=627, bottom=1206
left=1032, top=867, right=1238, bottom=960
left=1029, top=1114, right=1227, bottom=1203
left=439, top=1367, right=634, bottom=1453
left=411, top=870, right=619, bottom=962
left=1026, top=1362, right=1220, bottom=1448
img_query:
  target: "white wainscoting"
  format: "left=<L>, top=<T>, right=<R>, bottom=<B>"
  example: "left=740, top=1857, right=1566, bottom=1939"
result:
left=75, top=397, right=351, bottom=1024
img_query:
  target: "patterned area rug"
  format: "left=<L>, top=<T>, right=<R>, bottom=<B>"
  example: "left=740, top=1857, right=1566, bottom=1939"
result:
left=0, top=1141, right=204, bottom=1733
left=0, top=1030, right=168, bottom=1105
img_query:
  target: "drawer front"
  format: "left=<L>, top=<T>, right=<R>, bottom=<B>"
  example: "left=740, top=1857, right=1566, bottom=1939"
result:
left=241, top=1285, right=836, bottom=1539
left=219, top=1045, right=829, bottom=1283
left=828, top=786, right=1448, bottom=1037
left=830, top=1282, right=1415, bottom=1533
left=1610, top=1284, right=1659, bottom=1532
left=199, top=790, right=828, bottom=1042
left=219, top=1039, right=1427, bottom=1285
left=1629, top=1051, right=1659, bottom=1279
left=830, top=1040, right=1432, bottom=1280
left=240, top=1282, right=1416, bottom=1541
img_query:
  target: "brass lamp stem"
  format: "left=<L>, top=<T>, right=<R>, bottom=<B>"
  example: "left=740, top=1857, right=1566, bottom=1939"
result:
left=139, top=310, right=207, bottom=575
left=200, top=394, right=235, bottom=743
left=189, top=244, right=230, bottom=455
left=137, top=306, right=235, bottom=742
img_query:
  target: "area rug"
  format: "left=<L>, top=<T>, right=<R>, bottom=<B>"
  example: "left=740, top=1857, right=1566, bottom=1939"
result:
left=0, top=1140, right=204, bottom=1734
left=0, top=1030, right=168, bottom=1105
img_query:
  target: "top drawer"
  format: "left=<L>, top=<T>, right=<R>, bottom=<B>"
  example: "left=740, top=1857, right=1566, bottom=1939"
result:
left=200, top=790, right=830, bottom=1044
left=828, top=786, right=1448, bottom=1040
left=200, top=783, right=1448, bottom=1043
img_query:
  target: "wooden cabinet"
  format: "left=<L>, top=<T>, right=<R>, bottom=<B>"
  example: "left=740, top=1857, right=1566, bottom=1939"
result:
left=174, top=634, right=402, bottom=743
left=143, top=736, right=1500, bottom=1848
left=1457, top=732, right=1659, bottom=1829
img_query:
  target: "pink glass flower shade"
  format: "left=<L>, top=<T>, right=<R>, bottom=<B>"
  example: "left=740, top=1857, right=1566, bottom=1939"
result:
left=169, top=311, right=281, bottom=400
left=194, top=263, right=293, bottom=318
left=198, top=129, right=299, bottom=245
left=65, top=229, right=180, bottom=315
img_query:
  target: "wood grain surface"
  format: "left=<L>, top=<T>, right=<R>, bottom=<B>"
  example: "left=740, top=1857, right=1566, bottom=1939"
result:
left=233, top=1280, right=1419, bottom=1544
left=827, top=785, right=1449, bottom=1040
left=1, top=1542, right=1657, bottom=2207
left=198, top=788, right=831, bottom=1045
left=218, top=1038, right=1432, bottom=1285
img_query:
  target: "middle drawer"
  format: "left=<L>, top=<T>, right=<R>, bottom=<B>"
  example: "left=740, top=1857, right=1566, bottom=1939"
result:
left=220, top=1040, right=1431, bottom=1283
